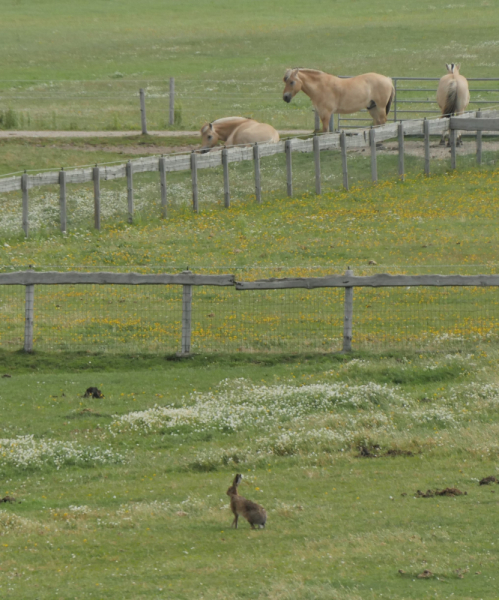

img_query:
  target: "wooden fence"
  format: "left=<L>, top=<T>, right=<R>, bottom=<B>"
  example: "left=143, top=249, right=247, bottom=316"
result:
left=2, top=269, right=499, bottom=355
left=1, top=109, right=498, bottom=237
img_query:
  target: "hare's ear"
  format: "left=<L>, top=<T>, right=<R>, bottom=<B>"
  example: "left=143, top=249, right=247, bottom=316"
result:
left=234, top=474, right=242, bottom=486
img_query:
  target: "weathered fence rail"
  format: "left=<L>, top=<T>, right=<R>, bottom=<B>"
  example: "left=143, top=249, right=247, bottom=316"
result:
left=1, top=109, right=499, bottom=236
left=3, top=269, right=499, bottom=355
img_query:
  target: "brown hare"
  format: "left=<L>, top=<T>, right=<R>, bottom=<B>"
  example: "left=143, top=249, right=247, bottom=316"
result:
left=226, top=474, right=267, bottom=529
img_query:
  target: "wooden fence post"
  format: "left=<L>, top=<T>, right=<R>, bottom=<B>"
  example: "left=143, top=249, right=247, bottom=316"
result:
left=180, top=271, right=192, bottom=356
left=24, top=282, right=34, bottom=353
left=424, top=119, right=430, bottom=177
left=285, top=139, right=293, bottom=197
left=398, top=122, right=405, bottom=181
left=369, top=128, right=377, bottom=183
left=93, top=166, right=101, bottom=231
left=313, top=135, right=321, bottom=195
left=139, top=88, right=147, bottom=135
left=340, top=130, right=349, bottom=191
left=253, top=143, right=261, bottom=204
left=159, top=156, right=167, bottom=218
left=222, top=147, right=230, bottom=208
left=59, top=168, right=67, bottom=233
left=450, top=127, right=457, bottom=170
left=476, top=110, right=482, bottom=166
left=191, top=152, right=199, bottom=213
left=342, top=268, right=354, bottom=353
left=329, top=114, right=334, bottom=133
left=21, top=172, right=29, bottom=238
left=126, top=161, right=134, bottom=223
left=169, top=77, right=175, bottom=126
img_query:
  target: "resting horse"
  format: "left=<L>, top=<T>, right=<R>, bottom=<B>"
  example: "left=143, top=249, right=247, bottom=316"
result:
left=283, top=68, right=395, bottom=131
left=436, top=63, right=470, bottom=146
left=200, top=117, right=279, bottom=153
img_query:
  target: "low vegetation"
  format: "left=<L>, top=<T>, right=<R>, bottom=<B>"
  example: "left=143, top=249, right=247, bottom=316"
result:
left=1, top=350, right=499, bottom=598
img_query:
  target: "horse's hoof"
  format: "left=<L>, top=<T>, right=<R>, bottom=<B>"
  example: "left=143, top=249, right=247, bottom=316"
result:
left=439, top=139, right=446, bottom=146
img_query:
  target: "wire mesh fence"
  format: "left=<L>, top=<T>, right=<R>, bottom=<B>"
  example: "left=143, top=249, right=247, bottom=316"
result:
left=1, top=77, right=498, bottom=132
left=1, top=123, right=498, bottom=239
left=1, top=265, right=499, bottom=355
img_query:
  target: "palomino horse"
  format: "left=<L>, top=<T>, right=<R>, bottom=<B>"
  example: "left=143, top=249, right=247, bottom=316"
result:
left=436, top=63, right=470, bottom=146
left=282, top=68, right=395, bottom=131
left=200, top=117, right=279, bottom=152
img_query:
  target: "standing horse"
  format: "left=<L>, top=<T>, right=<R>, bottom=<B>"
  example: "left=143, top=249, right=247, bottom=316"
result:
left=282, top=68, right=395, bottom=131
left=436, top=63, right=470, bottom=146
left=200, top=117, right=279, bottom=152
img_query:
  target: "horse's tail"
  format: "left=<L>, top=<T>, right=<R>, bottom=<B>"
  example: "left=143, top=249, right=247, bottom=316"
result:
left=386, top=84, right=395, bottom=117
left=442, top=80, right=458, bottom=117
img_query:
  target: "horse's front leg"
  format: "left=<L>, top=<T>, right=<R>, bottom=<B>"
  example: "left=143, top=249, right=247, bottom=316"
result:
left=320, top=113, right=331, bottom=133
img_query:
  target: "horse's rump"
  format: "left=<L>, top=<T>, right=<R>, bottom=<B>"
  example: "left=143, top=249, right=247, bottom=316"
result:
left=442, top=80, right=459, bottom=116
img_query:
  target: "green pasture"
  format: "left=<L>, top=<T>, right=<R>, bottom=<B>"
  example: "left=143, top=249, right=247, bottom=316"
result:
left=2, top=3, right=499, bottom=598
left=1, top=0, right=499, bottom=131
left=1, top=150, right=499, bottom=355
left=2, top=350, right=499, bottom=599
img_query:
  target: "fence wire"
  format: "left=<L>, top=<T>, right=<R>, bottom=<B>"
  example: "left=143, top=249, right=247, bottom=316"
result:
left=1, top=266, right=499, bottom=355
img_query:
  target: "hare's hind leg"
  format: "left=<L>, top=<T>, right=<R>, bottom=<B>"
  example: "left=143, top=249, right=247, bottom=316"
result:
left=231, top=514, right=238, bottom=529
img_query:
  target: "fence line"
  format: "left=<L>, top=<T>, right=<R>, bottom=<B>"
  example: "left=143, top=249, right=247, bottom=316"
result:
left=2, top=76, right=499, bottom=133
left=2, top=269, right=499, bottom=355
left=3, top=109, right=499, bottom=237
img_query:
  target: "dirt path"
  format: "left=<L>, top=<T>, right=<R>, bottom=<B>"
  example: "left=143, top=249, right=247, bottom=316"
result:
left=2, top=130, right=496, bottom=159
left=0, top=129, right=310, bottom=139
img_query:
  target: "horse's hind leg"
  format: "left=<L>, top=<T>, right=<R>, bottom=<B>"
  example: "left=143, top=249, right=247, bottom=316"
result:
left=367, top=106, right=386, bottom=126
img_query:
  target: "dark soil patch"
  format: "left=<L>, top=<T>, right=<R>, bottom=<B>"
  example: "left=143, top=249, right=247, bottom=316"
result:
left=479, top=476, right=498, bottom=485
left=83, top=387, right=104, bottom=398
left=415, top=487, right=466, bottom=498
left=357, top=444, right=415, bottom=458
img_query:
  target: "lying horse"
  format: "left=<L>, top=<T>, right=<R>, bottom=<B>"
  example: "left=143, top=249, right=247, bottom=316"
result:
left=436, top=63, right=470, bottom=146
left=283, top=68, right=395, bottom=131
left=200, top=117, right=279, bottom=152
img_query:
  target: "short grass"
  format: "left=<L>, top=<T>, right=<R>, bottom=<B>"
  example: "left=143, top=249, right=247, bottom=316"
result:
left=2, top=350, right=499, bottom=599
left=1, top=0, right=499, bottom=130
left=1, top=150, right=498, bottom=354
left=0, top=136, right=200, bottom=177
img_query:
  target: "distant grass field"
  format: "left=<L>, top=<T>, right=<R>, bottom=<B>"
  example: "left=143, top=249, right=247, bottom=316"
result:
left=1, top=0, right=499, bottom=130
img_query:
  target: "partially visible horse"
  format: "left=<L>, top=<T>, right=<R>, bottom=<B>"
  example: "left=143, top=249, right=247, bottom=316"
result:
left=282, top=68, right=395, bottom=131
left=200, top=117, right=279, bottom=152
left=436, top=63, right=470, bottom=146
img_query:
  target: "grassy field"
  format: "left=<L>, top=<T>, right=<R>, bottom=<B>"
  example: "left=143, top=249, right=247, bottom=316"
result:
left=2, top=2, right=499, bottom=598
left=2, top=350, right=499, bottom=599
left=1, top=0, right=499, bottom=130
left=1, top=148, right=499, bottom=355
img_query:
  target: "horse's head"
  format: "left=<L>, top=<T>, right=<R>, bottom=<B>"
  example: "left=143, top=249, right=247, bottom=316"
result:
left=200, top=122, right=219, bottom=152
left=282, top=68, right=302, bottom=103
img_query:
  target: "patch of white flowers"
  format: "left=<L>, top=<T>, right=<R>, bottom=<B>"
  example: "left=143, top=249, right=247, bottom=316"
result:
left=0, top=435, right=125, bottom=471
left=110, top=379, right=407, bottom=435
